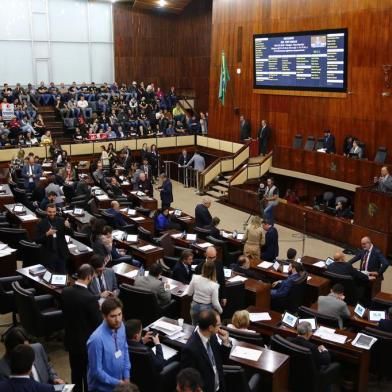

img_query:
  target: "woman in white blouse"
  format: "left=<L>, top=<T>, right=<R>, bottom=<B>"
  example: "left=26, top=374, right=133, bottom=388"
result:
left=185, top=260, right=222, bottom=325
left=100, top=145, right=110, bottom=167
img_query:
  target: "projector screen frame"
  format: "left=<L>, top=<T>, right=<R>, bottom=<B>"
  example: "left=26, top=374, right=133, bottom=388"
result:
left=253, top=28, right=348, bottom=97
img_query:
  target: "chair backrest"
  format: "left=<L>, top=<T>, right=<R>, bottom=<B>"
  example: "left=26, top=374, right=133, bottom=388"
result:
left=73, top=232, right=91, bottom=247
left=137, top=226, right=153, bottom=242
left=136, top=207, right=151, bottom=217
left=358, top=141, right=366, bottom=158
left=304, top=136, right=315, bottom=151
left=292, top=134, right=303, bottom=149
left=335, top=196, right=348, bottom=205
left=19, top=240, right=42, bottom=268
left=270, top=334, right=318, bottom=391
left=193, top=226, right=212, bottom=239
left=315, top=137, right=325, bottom=150
left=0, top=228, right=28, bottom=252
left=287, top=273, right=308, bottom=313
left=221, top=281, right=245, bottom=320
left=11, top=281, right=43, bottom=337
left=298, top=305, right=340, bottom=328
left=35, top=208, right=47, bottom=219
left=155, top=233, right=175, bottom=257
left=223, top=365, right=252, bottom=392
left=128, top=346, right=161, bottom=392
left=87, top=198, right=100, bottom=215
left=63, top=184, right=75, bottom=202
left=323, top=271, right=358, bottom=305
left=101, top=210, right=118, bottom=228
left=222, top=326, right=263, bottom=346
left=13, top=188, right=29, bottom=204
left=364, top=327, right=392, bottom=377
left=322, top=191, right=335, bottom=205
left=119, top=284, right=161, bottom=325
left=374, top=147, right=387, bottom=164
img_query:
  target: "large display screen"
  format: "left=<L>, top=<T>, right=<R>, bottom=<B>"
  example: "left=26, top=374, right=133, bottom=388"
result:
left=253, top=29, right=348, bottom=92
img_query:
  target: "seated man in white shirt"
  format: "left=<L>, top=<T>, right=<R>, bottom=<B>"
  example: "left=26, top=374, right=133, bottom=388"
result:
left=77, top=96, right=92, bottom=118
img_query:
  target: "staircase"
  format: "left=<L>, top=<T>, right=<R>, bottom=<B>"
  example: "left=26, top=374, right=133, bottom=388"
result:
left=39, top=106, right=71, bottom=143
left=205, top=174, right=232, bottom=200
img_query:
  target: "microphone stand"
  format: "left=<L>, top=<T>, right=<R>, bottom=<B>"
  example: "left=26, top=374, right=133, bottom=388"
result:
left=302, top=212, right=307, bottom=257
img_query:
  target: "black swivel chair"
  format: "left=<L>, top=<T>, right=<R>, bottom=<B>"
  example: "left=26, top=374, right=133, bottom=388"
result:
left=35, top=208, right=47, bottom=219
left=138, top=226, right=153, bottom=242
left=136, top=207, right=151, bottom=217
left=223, top=365, right=261, bottom=392
left=323, top=271, right=358, bottom=305
left=221, top=281, right=245, bottom=321
left=154, top=233, right=188, bottom=270
left=62, top=184, right=75, bottom=202
left=119, top=284, right=176, bottom=326
left=298, top=306, right=340, bottom=329
left=87, top=198, right=102, bottom=218
left=292, top=134, right=303, bottom=149
left=315, top=137, right=325, bottom=150
left=193, top=226, right=212, bottom=240
left=128, top=345, right=180, bottom=392
left=304, top=136, right=316, bottom=151
left=18, top=240, right=42, bottom=268
left=12, top=281, right=63, bottom=338
left=221, top=326, right=264, bottom=346
left=374, top=147, right=387, bottom=164
left=73, top=231, right=92, bottom=247
left=206, top=235, right=242, bottom=267
left=0, top=228, right=28, bottom=259
left=271, top=334, right=340, bottom=392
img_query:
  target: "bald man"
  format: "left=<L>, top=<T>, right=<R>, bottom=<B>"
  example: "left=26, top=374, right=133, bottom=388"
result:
left=195, top=197, right=213, bottom=228
left=195, top=246, right=227, bottom=306
left=135, top=172, right=153, bottom=195
left=327, top=251, right=370, bottom=283
left=349, top=237, right=389, bottom=277
left=106, top=200, right=127, bottom=227
left=375, top=166, right=392, bottom=193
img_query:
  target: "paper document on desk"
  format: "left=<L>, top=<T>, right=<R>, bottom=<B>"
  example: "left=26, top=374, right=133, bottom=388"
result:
left=221, top=231, right=231, bottom=238
left=166, top=330, right=186, bottom=342
left=249, top=312, right=271, bottom=322
left=151, top=319, right=182, bottom=336
left=112, top=230, right=126, bottom=241
left=224, top=268, right=232, bottom=278
left=314, top=261, right=326, bottom=268
left=231, top=346, right=262, bottom=362
left=139, top=244, right=156, bottom=252
left=152, top=344, right=178, bottom=360
left=19, top=215, right=36, bottom=221
left=132, top=217, right=145, bottom=221
left=124, top=270, right=138, bottom=278
left=314, top=326, right=347, bottom=344
left=171, top=233, right=183, bottom=239
left=198, top=242, right=213, bottom=248
left=258, top=261, right=273, bottom=269
left=228, top=275, right=248, bottom=283
left=96, top=195, right=109, bottom=200
left=67, top=244, right=77, bottom=249
left=165, top=282, right=177, bottom=291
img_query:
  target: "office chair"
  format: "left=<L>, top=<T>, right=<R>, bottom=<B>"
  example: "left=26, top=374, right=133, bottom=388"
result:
left=304, top=136, right=316, bottom=151
left=298, top=306, right=340, bottom=329
left=374, top=147, right=387, bottom=164
left=292, top=134, right=303, bottom=149
left=223, top=365, right=261, bottom=392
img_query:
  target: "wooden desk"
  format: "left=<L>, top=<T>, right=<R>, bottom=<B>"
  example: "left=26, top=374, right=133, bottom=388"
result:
left=113, top=263, right=192, bottom=322
left=93, top=189, right=112, bottom=209
left=65, top=209, right=94, bottom=230
left=247, top=305, right=370, bottom=392
left=0, top=241, right=17, bottom=276
left=66, top=237, right=93, bottom=273
left=372, top=291, right=392, bottom=308
left=242, top=278, right=271, bottom=309
left=229, top=338, right=289, bottom=392
left=120, top=209, right=155, bottom=233
left=4, top=203, right=39, bottom=240
left=249, top=259, right=331, bottom=305
left=169, top=209, right=195, bottom=232
left=128, top=191, right=158, bottom=211
left=0, top=184, right=14, bottom=211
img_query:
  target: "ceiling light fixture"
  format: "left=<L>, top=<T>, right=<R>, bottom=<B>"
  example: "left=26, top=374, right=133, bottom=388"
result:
left=158, top=0, right=167, bottom=7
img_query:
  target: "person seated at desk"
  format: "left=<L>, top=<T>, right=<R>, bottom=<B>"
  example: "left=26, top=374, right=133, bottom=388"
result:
left=39, top=190, right=57, bottom=210
left=59, top=162, right=77, bottom=184
left=349, top=236, right=389, bottom=278
left=156, top=207, right=181, bottom=232
left=135, top=172, right=153, bottom=195
left=374, top=166, right=392, bottom=193
left=227, top=310, right=256, bottom=333
left=0, top=345, right=54, bottom=392
left=284, top=248, right=297, bottom=263
left=289, top=321, right=331, bottom=370
left=45, top=175, right=64, bottom=207
left=349, top=139, right=363, bottom=158
left=125, top=319, right=168, bottom=372
left=322, top=129, right=336, bottom=153
left=203, top=216, right=221, bottom=239
left=271, top=261, right=303, bottom=300
left=75, top=175, right=91, bottom=198
left=106, top=200, right=128, bottom=227
left=195, top=197, right=213, bottom=228
left=176, top=368, right=203, bottom=392
left=343, top=135, right=354, bottom=157
left=243, top=215, right=263, bottom=260
left=229, top=255, right=258, bottom=279
left=335, top=200, right=353, bottom=218
left=261, top=220, right=279, bottom=262
left=317, top=284, right=350, bottom=329
left=134, top=263, right=172, bottom=308
left=284, top=189, right=300, bottom=204
left=89, top=254, right=119, bottom=299
left=108, top=177, right=124, bottom=198
left=92, top=161, right=108, bottom=189
left=378, top=307, right=392, bottom=333
left=0, top=327, right=65, bottom=384
left=173, top=249, right=194, bottom=284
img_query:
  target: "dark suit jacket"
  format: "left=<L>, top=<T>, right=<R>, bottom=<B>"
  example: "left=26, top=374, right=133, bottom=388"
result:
left=0, top=344, right=58, bottom=384
left=289, top=336, right=331, bottom=370
left=258, top=125, right=271, bottom=154
left=323, top=134, right=336, bottom=153
left=271, top=272, right=300, bottom=299
left=173, top=261, right=193, bottom=284
left=349, top=246, right=389, bottom=275
left=22, top=163, right=42, bottom=188
left=140, top=164, right=152, bottom=179
left=178, top=154, right=190, bottom=166
left=240, top=120, right=251, bottom=141
left=106, top=208, right=127, bottom=227
left=60, top=285, right=102, bottom=354
left=181, top=332, right=230, bottom=392
left=160, top=179, right=173, bottom=206
left=195, top=204, right=212, bottom=228
left=136, top=179, right=153, bottom=195
left=327, top=261, right=369, bottom=283
left=378, top=319, right=392, bottom=333
left=109, top=184, right=123, bottom=198
left=261, top=226, right=279, bottom=262
left=75, top=180, right=90, bottom=197
left=0, top=378, right=54, bottom=392
left=195, top=260, right=226, bottom=300
left=128, top=340, right=166, bottom=373
left=88, top=268, right=118, bottom=298
left=35, top=217, right=70, bottom=265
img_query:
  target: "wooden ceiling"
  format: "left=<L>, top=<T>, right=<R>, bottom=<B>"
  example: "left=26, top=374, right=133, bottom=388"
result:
left=126, top=0, right=193, bottom=15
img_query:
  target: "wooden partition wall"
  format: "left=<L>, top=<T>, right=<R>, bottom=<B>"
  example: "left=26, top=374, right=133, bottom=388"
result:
left=207, top=0, right=392, bottom=159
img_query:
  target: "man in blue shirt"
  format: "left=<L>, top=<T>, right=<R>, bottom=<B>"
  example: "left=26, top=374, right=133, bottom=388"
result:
left=271, top=261, right=302, bottom=299
left=87, top=297, right=131, bottom=392
left=106, top=200, right=128, bottom=227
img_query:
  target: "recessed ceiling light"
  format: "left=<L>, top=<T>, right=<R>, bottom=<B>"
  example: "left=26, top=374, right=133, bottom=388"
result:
left=158, top=0, right=167, bottom=7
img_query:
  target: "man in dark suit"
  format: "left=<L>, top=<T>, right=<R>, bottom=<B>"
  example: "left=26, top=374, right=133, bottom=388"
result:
left=261, top=220, right=279, bottom=262
left=181, top=309, right=231, bottom=392
left=195, top=198, right=213, bottom=228
left=173, top=250, right=194, bottom=284
left=140, top=158, right=153, bottom=181
left=271, top=261, right=303, bottom=299
left=289, top=321, right=331, bottom=370
left=105, top=200, right=128, bottom=227
left=178, top=149, right=190, bottom=166
left=195, top=246, right=226, bottom=306
left=0, top=345, right=54, bottom=392
left=239, top=115, right=250, bottom=141
left=0, top=327, right=64, bottom=384
left=108, top=177, right=124, bottom=198
left=323, top=129, right=336, bottom=153
left=379, top=307, right=392, bottom=333
left=89, top=254, right=119, bottom=299
left=349, top=236, right=389, bottom=277
left=135, top=172, right=153, bottom=195
left=257, top=119, right=271, bottom=155
left=158, top=173, right=173, bottom=209
left=21, top=156, right=42, bottom=191
left=61, top=264, right=102, bottom=392
left=35, top=204, right=70, bottom=273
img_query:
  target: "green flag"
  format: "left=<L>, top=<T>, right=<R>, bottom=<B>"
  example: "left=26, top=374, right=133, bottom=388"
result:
left=218, top=51, right=230, bottom=105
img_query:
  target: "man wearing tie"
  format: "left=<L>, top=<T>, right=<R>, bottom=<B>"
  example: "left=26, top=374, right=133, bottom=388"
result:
left=89, top=254, right=119, bottom=300
left=239, top=115, right=251, bottom=141
left=349, top=236, right=389, bottom=278
left=140, top=158, right=152, bottom=181
left=257, top=119, right=271, bottom=155
left=22, top=156, right=42, bottom=191
left=374, top=166, right=392, bottom=193
left=322, top=129, right=336, bottom=153
left=173, top=250, right=194, bottom=284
